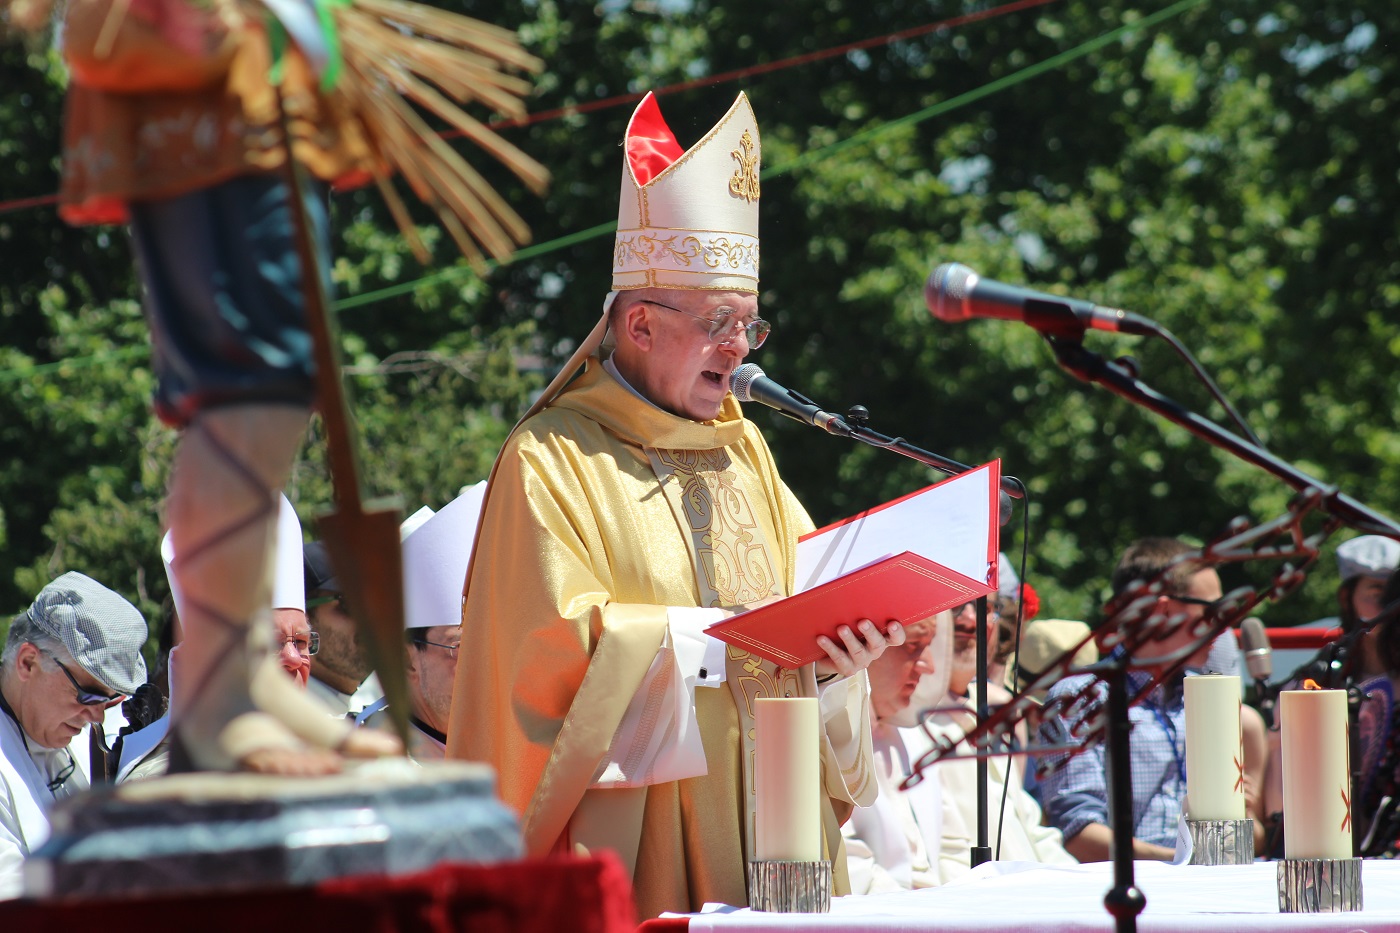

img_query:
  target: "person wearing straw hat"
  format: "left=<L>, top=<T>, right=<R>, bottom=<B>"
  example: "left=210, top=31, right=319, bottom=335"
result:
left=447, top=91, right=900, bottom=917
left=0, top=572, right=147, bottom=897
left=358, top=483, right=487, bottom=761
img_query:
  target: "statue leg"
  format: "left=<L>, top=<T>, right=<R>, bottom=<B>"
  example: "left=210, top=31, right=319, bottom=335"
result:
left=166, top=404, right=399, bottom=773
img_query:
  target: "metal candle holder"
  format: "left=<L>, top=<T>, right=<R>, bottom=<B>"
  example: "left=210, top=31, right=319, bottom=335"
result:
left=1186, top=819, right=1254, bottom=865
left=747, top=859, right=831, bottom=913
left=1277, top=857, right=1363, bottom=912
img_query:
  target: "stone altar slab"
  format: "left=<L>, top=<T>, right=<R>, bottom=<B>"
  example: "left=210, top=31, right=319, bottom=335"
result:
left=24, top=758, right=522, bottom=900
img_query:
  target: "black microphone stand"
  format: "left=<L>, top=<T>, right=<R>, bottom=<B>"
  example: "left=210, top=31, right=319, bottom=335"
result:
left=1026, top=328, right=1400, bottom=928
left=838, top=406, right=1025, bottom=501
left=1041, top=337, right=1400, bottom=538
left=830, top=405, right=1023, bottom=870
left=972, top=595, right=993, bottom=869
left=1253, top=677, right=1276, bottom=730
left=1039, top=331, right=1400, bottom=900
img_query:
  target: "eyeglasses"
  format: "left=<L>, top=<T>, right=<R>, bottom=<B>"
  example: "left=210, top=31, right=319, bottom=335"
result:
left=642, top=300, right=771, bottom=349
left=279, top=632, right=321, bottom=657
left=952, top=601, right=1001, bottom=622
left=411, top=637, right=460, bottom=659
left=1171, top=595, right=1222, bottom=612
left=41, top=650, right=125, bottom=706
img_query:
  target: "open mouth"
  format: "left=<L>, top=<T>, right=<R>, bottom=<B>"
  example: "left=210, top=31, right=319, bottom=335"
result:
left=703, top=369, right=726, bottom=386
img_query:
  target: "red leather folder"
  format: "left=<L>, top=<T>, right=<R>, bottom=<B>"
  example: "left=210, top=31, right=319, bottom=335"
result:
left=704, top=551, right=993, bottom=668
left=705, top=461, right=1001, bottom=669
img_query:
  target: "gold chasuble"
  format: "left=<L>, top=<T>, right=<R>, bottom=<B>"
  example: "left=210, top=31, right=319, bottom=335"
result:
left=448, top=358, right=876, bottom=917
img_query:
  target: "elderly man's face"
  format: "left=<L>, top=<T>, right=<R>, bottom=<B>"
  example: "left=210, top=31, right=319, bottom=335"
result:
left=619, top=290, right=759, bottom=422
left=408, top=625, right=460, bottom=734
left=868, top=625, right=936, bottom=721
left=12, top=644, right=119, bottom=748
left=274, top=609, right=313, bottom=688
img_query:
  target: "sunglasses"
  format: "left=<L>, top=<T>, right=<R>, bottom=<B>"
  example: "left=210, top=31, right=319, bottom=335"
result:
left=1171, top=595, right=1223, bottom=611
left=42, top=649, right=125, bottom=706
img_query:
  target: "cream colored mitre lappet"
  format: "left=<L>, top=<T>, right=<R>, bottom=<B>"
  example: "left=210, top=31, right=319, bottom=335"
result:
left=526, top=91, right=763, bottom=420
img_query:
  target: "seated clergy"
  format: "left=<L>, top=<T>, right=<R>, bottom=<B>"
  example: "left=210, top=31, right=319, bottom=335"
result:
left=909, top=606, right=1077, bottom=880
left=358, top=483, right=485, bottom=761
left=843, top=613, right=949, bottom=892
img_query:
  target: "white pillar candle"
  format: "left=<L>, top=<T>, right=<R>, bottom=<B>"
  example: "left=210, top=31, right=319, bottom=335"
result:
left=1280, top=687, right=1352, bottom=859
left=1184, top=674, right=1246, bottom=820
left=754, top=697, right=821, bottom=861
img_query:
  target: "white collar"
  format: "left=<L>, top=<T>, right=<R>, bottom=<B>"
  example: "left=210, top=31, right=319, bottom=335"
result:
left=602, top=356, right=659, bottom=408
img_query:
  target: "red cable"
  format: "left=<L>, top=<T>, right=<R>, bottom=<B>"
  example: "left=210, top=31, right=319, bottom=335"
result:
left=0, top=0, right=1060, bottom=216
left=0, top=192, right=59, bottom=215
left=486, top=0, right=1060, bottom=132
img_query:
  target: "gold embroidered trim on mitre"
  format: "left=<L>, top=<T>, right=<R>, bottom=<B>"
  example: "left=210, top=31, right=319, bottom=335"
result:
left=728, top=129, right=760, bottom=203
left=614, top=228, right=759, bottom=279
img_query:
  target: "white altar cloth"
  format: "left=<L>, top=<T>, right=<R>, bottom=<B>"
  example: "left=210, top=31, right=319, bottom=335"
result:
left=673, top=859, right=1400, bottom=931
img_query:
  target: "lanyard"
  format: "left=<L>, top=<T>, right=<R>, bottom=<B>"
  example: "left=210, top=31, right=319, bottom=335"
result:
left=1147, top=700, right=1187, bottom=785
left=0, top=686, right=75, bottom=796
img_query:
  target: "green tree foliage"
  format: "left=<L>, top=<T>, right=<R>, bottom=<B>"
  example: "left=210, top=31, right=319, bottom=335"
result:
left=1, top=0, right=1396, bottom=649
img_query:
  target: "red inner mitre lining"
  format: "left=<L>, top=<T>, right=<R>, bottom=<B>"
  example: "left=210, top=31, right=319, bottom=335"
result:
left=626, top=93, right=685, bottom=187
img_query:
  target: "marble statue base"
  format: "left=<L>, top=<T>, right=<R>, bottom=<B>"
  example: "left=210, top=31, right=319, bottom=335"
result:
left=24, top=758, right=521, bottom=900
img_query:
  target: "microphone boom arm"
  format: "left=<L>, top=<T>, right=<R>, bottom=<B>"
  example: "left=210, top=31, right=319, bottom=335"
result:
left=1043, top=335, right=1400, bottom=537
left=838, top=410, right=1026, bottom=500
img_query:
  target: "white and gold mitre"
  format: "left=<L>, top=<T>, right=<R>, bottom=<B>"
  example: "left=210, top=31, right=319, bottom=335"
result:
left=612, top=91, right=761, bottom=293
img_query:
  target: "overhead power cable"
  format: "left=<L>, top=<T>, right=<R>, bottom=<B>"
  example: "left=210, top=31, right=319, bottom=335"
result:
left=0, top=0, right=1205, bottom=381
left=0, top=0, right=1058, bottom=217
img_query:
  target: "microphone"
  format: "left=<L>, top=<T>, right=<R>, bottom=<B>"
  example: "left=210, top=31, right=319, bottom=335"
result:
left=1239, top=617, right=1275, bottom=728
left=926, top=262, right=1155, bottom=337
left=1240, top=617, right=1272, bottom=682
left=729, top=364, right=851, bottom=435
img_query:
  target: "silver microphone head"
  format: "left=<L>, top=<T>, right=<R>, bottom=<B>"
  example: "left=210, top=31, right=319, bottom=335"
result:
left=729, top=363, right=765, bottom=403
left=1239, top=617, right=1272, bottom=681
left=926, top=262, right=978, bottom=322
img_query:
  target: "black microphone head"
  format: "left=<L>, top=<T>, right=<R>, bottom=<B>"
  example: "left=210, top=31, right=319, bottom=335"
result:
left=1239, top=617, right=1272, bottom=681
left=926, top=262, right=977, bottom=322
left=729, top=363, right=765, bottom=403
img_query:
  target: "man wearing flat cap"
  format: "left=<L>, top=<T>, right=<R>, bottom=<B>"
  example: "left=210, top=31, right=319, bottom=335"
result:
left=448, top=91, right=900, bottom=917
left=0, top=572, right=147, bottom=897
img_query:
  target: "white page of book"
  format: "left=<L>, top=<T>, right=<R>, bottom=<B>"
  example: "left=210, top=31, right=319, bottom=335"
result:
left=794, top=464, right=994, bottom=593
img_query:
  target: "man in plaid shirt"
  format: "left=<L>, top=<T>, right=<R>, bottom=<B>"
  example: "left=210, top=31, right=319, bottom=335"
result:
left=1035, top=538, right=1222, bottom=862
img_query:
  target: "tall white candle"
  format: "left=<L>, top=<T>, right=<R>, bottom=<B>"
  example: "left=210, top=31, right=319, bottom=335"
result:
left=1184, top=674, right=1246, bottom=820
left=754, top=697, right=821, bottom=861
left=1280, top=687, right=1352, bottom=859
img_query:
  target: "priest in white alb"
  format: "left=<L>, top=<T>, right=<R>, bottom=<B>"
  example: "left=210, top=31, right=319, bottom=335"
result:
left=446, top=90, right=900, bottom=918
